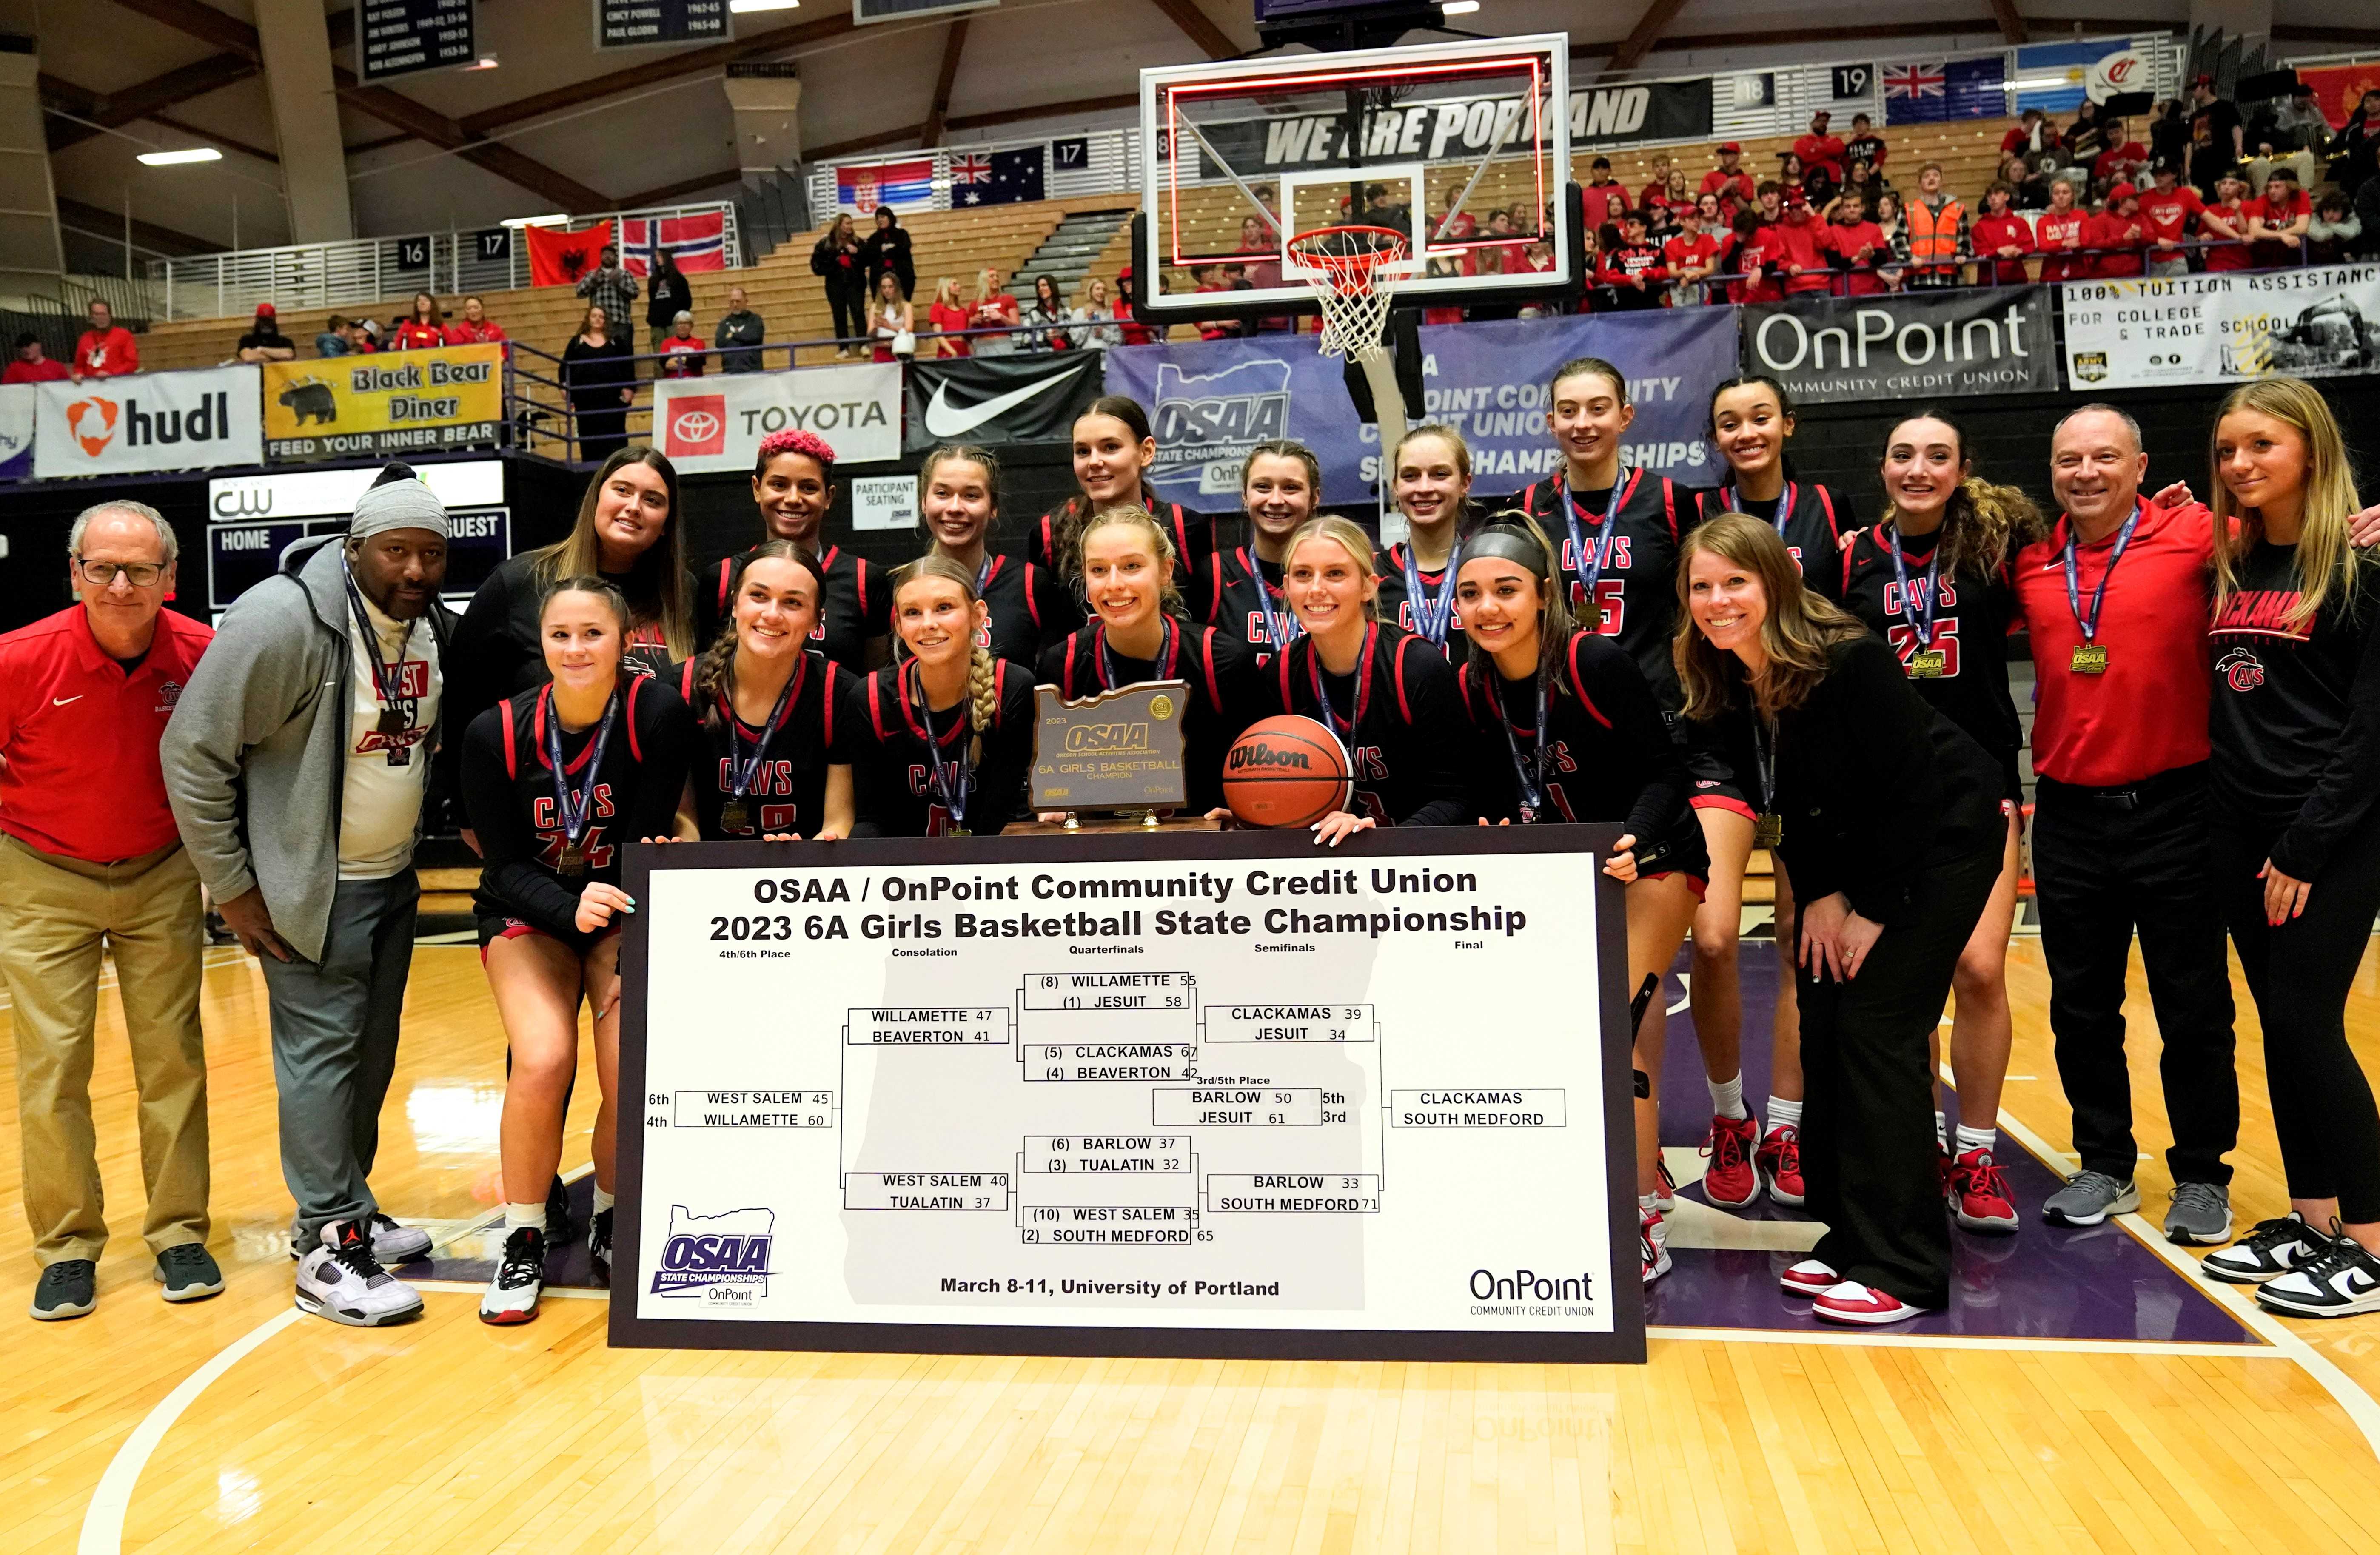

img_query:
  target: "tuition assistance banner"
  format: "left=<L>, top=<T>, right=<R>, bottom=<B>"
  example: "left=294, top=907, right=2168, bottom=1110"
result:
left=652, top=360, right=902, bottom=474
left=2061, top=264, right=2380, bottom=390
left=262, top=343, right=503, bottom=461
left=34, top=365, right=262, bottom=480
left=1739, top=285, right=2060, bottom=404
left=1104, top=310, right=1736, bottom=508
left=903, top=353, right=1106, bottom=453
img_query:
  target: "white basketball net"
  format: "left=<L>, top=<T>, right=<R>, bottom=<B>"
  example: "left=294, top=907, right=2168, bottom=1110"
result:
left=1291, top=227, right=1407, bottom=363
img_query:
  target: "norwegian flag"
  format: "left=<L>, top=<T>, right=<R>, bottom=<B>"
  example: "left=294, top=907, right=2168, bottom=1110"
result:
left=952, top=154, right=992, bottom=184
left=1884, top=61, right=1949, bottom=125
left=619, top=212, right=727, bottom=276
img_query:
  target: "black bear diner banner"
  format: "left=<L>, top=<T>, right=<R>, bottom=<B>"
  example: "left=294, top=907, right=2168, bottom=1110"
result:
left=1737, top=285, right=2062, bottom=404
left=1185, top=79, right=1714, bottom=172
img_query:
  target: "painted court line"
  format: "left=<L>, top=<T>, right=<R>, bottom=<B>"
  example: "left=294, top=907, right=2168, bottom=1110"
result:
left=1650, top=1326, right=2274, bottom=1358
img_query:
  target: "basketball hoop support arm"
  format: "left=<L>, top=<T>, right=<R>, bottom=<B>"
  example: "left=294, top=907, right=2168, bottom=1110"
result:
left=1174, top=116, right=1285, bottom=241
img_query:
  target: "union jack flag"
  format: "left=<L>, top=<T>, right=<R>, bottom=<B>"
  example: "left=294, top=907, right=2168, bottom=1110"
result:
left=952, top=154, right=992, bottom=183
left=1884, top=61, right=1950, bottom=125
left=1883, top=62, right=1946, bottom=100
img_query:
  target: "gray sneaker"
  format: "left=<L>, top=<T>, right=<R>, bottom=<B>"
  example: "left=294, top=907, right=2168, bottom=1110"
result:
left=154, top=1243, right=225, bottom=1302
left=2042, top=1170, right=2141, bottom=1227
left=31, top=1259, right=96, bottom=1321
left=2163, top=1182, right=2233, bottom=1246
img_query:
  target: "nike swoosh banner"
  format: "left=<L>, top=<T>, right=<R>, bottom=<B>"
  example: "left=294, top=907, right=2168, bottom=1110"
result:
left=903, top=354, right=1106, bottom=453
left=652, top=361, right=903, bottom=475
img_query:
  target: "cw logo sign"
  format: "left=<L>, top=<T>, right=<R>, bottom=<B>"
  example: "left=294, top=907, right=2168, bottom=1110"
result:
left=66, top=397, right=119, bottom=457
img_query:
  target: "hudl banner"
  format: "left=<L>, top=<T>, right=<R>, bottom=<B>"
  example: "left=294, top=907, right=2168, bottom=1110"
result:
left=262, top=343, right=504, bottom=461
left=1739, top=286, right=2059, bottom=404
left=903, top=354, right=1106, bottom=452
left=2061, top=265, right=2380, bottom=390
left=653, top=361, right=902, bottom=475
left=34, top=365, right=262, bottom=479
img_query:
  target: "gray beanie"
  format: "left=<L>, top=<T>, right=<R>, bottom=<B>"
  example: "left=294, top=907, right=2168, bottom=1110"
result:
left=350, top=465, right=449, bottom=541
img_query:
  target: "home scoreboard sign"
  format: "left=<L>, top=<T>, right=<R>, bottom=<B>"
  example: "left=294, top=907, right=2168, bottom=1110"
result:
left=261, top=344, right=503, bottom=461
left=613, top=829, right=1642, bottom=1363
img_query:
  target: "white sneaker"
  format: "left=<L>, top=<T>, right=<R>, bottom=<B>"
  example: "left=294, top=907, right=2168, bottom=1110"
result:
left=1640, top=1208, right=1670, bottom=1285
left=371, top=1213, right=431, bottom=1264
left=295, top=1220, right=425, bottom=1327
left=479, top=1226, right=547, bottom=1326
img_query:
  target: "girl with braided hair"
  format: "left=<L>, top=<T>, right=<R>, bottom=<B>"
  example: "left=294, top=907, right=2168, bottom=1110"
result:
left=666, top=541, right=854, bottom=841
left=844, top=555, right=1035, bottom=836
left=918, top=443, right=1077, bottom=664
left=709, top=429, right=890, bottom=675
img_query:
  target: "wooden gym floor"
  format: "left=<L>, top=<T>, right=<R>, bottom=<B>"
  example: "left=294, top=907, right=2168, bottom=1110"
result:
left=6, top=932, right=2380, bottom=1555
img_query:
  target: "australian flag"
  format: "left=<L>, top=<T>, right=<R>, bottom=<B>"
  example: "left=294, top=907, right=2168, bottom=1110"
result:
left=953, top=146, right=1045, bottom=207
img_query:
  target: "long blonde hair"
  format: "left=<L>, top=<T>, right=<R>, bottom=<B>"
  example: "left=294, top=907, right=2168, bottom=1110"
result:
left=1674, top=514, right=1867, bottom=719
left=1283, top=515, right=1381, bottom=622
left=1081, top=504, right=1187, bottom=618
left=933, top=276, right=961, bottom=308
left=2210, top=376, right=2366, bottom=631
left=534, top=447, right=696, bottom=659
left=890, top=554, right=999, bottom=758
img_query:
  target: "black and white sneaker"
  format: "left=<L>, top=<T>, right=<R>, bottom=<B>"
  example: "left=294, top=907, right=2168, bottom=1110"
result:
left=479, top=1226, right=547, bottom=1325
left=2255, top=1231, right=2380, bottom=1319
left=295, top=1220, right=424, bottom=1327
left=544, top=1174, right=580, bottom=1246
left=2202, top=1212, right=2325, bottom=1285
left=587, top=1208, right=613, bottom=1281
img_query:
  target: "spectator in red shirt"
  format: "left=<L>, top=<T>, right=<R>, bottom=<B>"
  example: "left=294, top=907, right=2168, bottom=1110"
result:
left=1663, top=202, right=1723, bottom=305
left=927, top=277, right=973, bottom=356
left=72, top=300, right=138, bottom=380
left=1844, top=114, right=1889, bottom=182
left=1826, top=194, right=1888, bottom=296
left=2001, top=108, right=2052, bottom=159
left=1752, top=180, right=1786, bottom=234
left=1795, top=110, right=1847, bottom=183
left=1581, top=158, right=1630, bottom=232
left=3, top=333, right=67, bottom=384
left=2200, top=174, right=2256, bottom=272
left=388, top=293, right=445, bottom=352
left=1776, top=151, right=1809, bottom=201
left=1191, top=265, right=1239, bottom=341
left=2085, top=182, right=2148, bottom=278
left=3, top=500, right=217, bottom=1321
left=2033, top=177, right=2091, bottom=283
left=442, top=295, right=507, bottom=346
left=1113, top=265, right=1154, bottom=347
left=2246, top=170, right=2312, bottom=268
left=1700, top=143, right=1756, bottom=213
left=1596, top=212, right=1670, bottom=310
left=658, top=311, right=707, bottom=376
left=1969, top=182, right=2035, bottom=286
left=1724, top=208, right=1783, bottom=304
left=2137, top=161, right=2203, bottom=277
left=1772, top=189, right=1833, bottom=295
left=2092, top=121, right=2149, bottom=191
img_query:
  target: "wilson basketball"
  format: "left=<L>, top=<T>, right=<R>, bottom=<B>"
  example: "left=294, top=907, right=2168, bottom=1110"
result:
left=1222, top=715, right=1353, bottom=829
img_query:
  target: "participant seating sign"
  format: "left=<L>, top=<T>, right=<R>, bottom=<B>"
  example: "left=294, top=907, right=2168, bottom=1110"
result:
left=262, top=344, right=503, bottom=461
left=2061, top=263, right=2380, bottom=388
left=615, top=830, right=1642, bottom=1362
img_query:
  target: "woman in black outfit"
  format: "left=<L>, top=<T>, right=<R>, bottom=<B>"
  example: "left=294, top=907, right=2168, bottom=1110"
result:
left=2195, top=376, right=2380, bottom=1316
left=644, top=251, right=692, bottom=356
left=462, top=577, right=695, bottom=1326
left=1679, top=514, right=2002, bottom=1326
left=561, top=304, right=634, bottom=461
left=861, top=208, right=915, bottom=307
left=811, top=213, right=868, bottom=357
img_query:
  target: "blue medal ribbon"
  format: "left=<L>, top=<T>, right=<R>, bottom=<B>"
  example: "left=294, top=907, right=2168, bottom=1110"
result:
left=1723, top=478, right=1798, bottom=539
left=1484, top=669, right=1550, bottom=822
left=903, top=658, right=972, bottom=834
left=1397, top=543, right=1456, bottom=648
left=1305, top=624, right=1377, bottom=749
left=724, top=654, right=806, bottom=803
left=1096, top=616, right=1178, bottom=691
left=1247, top=547, right=1303, bottom=654
left=1560, top=468, right=1639, bottom=610
left=1884, top=523, right=1943, bottom=649
left=2061, top=500, right=2143, bottom=648
left=540, top=684, right=619, bottom=862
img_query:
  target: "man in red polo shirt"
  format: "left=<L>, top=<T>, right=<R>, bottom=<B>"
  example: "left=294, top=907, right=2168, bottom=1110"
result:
left=1699, top=143, right=1756, bottom=214
left=0, top=501, right=217, bottom=1321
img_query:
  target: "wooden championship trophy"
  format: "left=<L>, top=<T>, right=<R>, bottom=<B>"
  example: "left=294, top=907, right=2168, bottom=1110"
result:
left=1003, top=681, right=1222, bottom=835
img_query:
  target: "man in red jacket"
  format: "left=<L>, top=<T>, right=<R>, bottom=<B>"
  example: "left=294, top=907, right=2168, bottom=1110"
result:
left=1771, top=189, right=1833, bottom=295
left=1825, top=196, right=1888, bottom=296
left=72, top=300, right=138, bottom=381
left=2034, top=176, right=2090, bottom=283
left=1794, top=111, right=1847, bottom=185
left=2137, top=160, right=2202, bottom=277
left=1595, top=212, right=1670, bottom=309
left=2085, top=182, right=2148, bottom=278
left=3, top=333, right=68, bottom=384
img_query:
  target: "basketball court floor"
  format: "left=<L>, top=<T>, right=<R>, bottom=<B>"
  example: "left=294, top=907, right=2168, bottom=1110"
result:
left=9, top=925, right=2379, bottom=1553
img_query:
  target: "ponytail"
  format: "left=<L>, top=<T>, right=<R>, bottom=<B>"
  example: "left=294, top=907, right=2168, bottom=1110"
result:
left=966, top=647, right=998, bottom=764
left=695, top=539, right=825, bottom=732
left=1934, top=476, right=2043, bottom=576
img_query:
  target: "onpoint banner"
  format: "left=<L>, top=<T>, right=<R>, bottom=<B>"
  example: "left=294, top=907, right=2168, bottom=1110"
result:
left=652, top=361, right=903, bottom=474
left=2061, top=265, right=2380, bottom=389
left=1739, top=287, right=2058, bottom=403
left=34, top=365, right=262, bottom=479
left=262, top=343, right=504, bottom=461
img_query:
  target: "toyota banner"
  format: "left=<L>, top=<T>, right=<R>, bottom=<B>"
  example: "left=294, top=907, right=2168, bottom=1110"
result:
left=653, top=362, right=903, bottom=475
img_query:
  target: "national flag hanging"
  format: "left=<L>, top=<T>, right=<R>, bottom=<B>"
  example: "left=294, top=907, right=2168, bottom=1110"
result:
left=1883, top=61, right=1947, bottom=125
left=2303, top=61, right=2380, bottom=129
left=2012, top=40, right=2105, bottom=113
left=1943, top=56, right=2007, bottom=120
left=951, top=154, right=992, bottom=185
left=619, top=212, right=727, bottom=276
left=952, top=146, right=1045, bottom=208
left=527, top=219, right=615, bottom=288
left=836, top=157, right=935, bottom=213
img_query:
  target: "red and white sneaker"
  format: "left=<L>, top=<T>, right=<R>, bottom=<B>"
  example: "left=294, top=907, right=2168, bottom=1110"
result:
left=1812, top=1281, right=1930, bottom=1326
left=1654, top=1157, right=1677, bottom=1214
left=1779, top=1259, right=1837, bottom=1297
left=1756, top=1124, right=1805, bottom=1207
left=1947, top=1146, right=2020, bottom=1234
left=1640, top=1208, right=1670, bottom=1285
left=1700, top=1114, right=1762, bottom=1209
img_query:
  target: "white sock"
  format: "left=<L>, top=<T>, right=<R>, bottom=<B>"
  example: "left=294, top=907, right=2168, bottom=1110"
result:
left=1955, top=1123, right=1997, bottom=1156
left=1707, top=1072, right=1747, bottom=1120
left=505, top=1202, right=547, bottom=1233
left=1767, top=1096, right=1802, bottom=1131
left=1639, top=1192, right=1661, bottom=1219
left=1934, top=1111, right=1948, bottom=1151
left=592, top=1185, right=616, bottom=1216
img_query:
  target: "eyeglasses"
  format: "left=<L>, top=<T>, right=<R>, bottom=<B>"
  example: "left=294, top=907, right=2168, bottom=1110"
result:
left=75, top=558, right=165, bottom=587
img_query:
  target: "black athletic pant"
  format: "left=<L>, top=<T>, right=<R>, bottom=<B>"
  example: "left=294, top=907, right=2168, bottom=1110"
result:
left=825, top=285, right=866, bottom=347
left=2032, top=764, right=2239, bottom=1186
left=2215, top=816, right=2380, bottom=1225
left=1796, top=843, right=2000, bottom=1308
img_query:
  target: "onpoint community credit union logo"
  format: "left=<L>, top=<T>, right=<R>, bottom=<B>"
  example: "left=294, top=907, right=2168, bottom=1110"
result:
left=665, top=395, right=727, bottom=458
left=650, top=1204, right=774, bottom=1298
left=1151, top=357, right=1291, bottom=497
left=67, top=396, right=119, bottom=456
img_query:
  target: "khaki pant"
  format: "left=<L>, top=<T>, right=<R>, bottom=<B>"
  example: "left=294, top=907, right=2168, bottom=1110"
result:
left=0, top=834, right=209, bottom=1265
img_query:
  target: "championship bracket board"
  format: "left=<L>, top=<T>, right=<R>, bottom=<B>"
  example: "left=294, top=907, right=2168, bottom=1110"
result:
left=613, top=828, right=1642, bottom=1363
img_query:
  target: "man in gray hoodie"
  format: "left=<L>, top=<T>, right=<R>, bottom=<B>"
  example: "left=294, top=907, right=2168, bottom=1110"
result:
left=162, top=466, right=455, bottom=1327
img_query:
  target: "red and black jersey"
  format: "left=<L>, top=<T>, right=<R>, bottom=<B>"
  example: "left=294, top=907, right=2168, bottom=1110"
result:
left=1264, top=624, right=1468, bottom=828
left=669, top=652, right=851, bottom=840
left=462, top=674, right=695, bottom=938
left=1454, top=631, right=1706, bottom=879
left=1517, top=468, right=1696, bottom=708
left=711, top=543, right=888, bottom=675
left=1029, top=493, right=1214, bottom=595
left=1824, top=524, right=2022, bottom=800
left=1374, top=541, right=1469, bottom=670
left=1197, top=545, right=1302, bottom=662
left=1594, top=241, right=1670, bottom=309
left=975, top=553, right=1079, bottom=667
left=1039, top=618, right=1259, bottom=814
left=1694, top=479, right=1855, bottom=578
left=842, top=657, right=1037, bottom=836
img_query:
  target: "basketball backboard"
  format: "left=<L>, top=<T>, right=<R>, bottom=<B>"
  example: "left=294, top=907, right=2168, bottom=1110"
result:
left=1134, top=33, right=1577, bottom=325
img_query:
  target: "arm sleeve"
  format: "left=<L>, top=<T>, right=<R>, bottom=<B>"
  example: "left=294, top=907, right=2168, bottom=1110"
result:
left=461, top=707, right=582, bottom=941
left=2271, top=590, right=2380, bottom=879
left=1574, top=641, right=1687, bottom=846
left=120, top=333, right=140, bottom=373
left=630, top=686, right=698, bottom=847
left=1393, top=646, right=1472, bottom=828
left=839, top=674, right=887, bottom=837
left=1781, top=637, right=1944, bottom=926
left=445, top=567, right=530, bottom=780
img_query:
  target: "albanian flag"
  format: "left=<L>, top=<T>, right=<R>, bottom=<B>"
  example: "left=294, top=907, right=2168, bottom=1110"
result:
left=528, top=219, right=615, bottom=288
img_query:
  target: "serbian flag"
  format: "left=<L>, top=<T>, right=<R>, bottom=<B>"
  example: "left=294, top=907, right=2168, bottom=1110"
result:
left=2303, top=61, right=2380, bottom=129
left=837, top=158, right=935, bottom=213
left=621, top=212, right=727, bottom=276
left=527, top=219, right=614, bottom=288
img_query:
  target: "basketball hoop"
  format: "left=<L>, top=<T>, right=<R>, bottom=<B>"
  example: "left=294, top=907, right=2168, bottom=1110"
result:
left=1287, top=225, right=1408, bottom=362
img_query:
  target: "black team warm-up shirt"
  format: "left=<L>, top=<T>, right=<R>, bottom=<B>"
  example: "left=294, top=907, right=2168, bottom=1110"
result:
left=1264, top=623, right=1468, bottom=827
left=2207, top=546, right=2380, bottom=878
left=1197, top=544, right=1303, bottom=664
left=975, top=553, right=1078, bottom=667
left=1038, top=618, right=1260, bottom=814
left=1029, top=496, right=1214, bottom=598
left=669, top=652, right=851, bottom=840
left=463, top=675, right=695, bottom=937
left=1696, top=479, right=1856, bottom=578
left=842, top=658, right=1037, bottom=836
left=448, top=553, right=718, bottom=729
left=710, top=544, right=888, bottom=676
